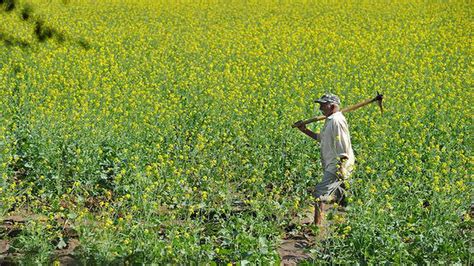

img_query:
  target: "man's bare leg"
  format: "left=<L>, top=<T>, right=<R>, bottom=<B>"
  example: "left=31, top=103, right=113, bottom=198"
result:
left=314, top=200, right=325, bottom=225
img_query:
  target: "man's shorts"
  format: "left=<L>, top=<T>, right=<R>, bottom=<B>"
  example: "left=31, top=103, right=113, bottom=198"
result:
left=314, top=171, right=347, bottom=203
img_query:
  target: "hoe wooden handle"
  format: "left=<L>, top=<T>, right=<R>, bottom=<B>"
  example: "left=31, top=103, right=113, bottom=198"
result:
left=292, top=92, right=383, bottom=128
left=341, top=93, right=382, bottom=113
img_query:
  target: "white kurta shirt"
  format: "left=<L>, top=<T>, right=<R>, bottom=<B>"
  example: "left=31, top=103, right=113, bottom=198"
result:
left=318, top=111, right=355, bottom=175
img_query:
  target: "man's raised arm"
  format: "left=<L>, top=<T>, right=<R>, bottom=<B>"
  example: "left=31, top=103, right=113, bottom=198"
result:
left=294, top=120, right=320, bottom=141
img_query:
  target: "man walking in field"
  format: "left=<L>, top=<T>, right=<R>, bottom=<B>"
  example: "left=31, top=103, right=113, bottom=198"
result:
left=295, top=94, right=355, bottom=225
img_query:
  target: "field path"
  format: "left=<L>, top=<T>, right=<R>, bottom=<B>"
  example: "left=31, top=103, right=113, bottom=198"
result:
left=278, top=205, right=335, bottom=265
left=278, top=234, right=313, bottom=265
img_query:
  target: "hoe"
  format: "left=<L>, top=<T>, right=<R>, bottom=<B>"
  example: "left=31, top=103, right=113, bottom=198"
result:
left=292, top=92, right=384, bottom=128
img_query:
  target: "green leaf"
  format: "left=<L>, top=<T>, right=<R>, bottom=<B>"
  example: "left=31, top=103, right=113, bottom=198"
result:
left=56, top=237, right=67, bottom=249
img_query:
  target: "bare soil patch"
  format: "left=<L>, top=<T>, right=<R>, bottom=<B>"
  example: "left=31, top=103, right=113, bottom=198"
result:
left=278, top=204, right=342, bottom=265
left=0, top=212, right=81, bottom=265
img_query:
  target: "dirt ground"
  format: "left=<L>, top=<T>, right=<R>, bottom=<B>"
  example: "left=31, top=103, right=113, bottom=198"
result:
left=0, top=213, right=81, bottom=265
left=278, top=204, right=338, bottom=265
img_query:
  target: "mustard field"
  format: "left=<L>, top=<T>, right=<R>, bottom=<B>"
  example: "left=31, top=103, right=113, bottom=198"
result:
left=0, top=0, right=472, bottom=264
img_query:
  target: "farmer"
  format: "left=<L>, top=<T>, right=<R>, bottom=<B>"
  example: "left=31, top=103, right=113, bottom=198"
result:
left=295, top=93, right=355, bottom=225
